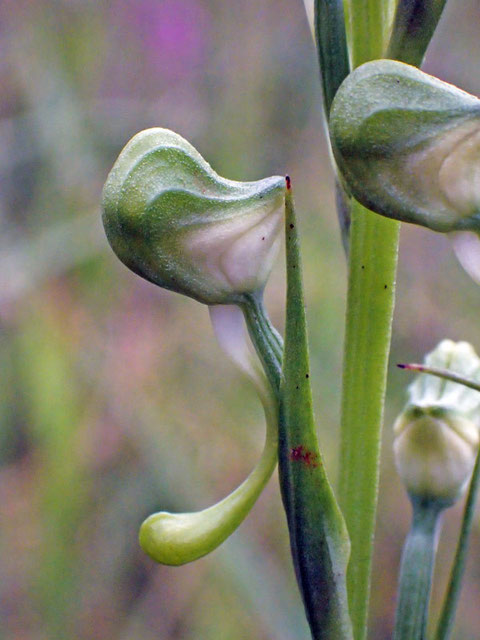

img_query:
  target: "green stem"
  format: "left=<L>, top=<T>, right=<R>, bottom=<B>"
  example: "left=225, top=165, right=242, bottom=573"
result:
left=343, top=0, right=395, bottom=68
left=394, top=497, right=444, bottom=640
left=241, top=291, right=283, bottom=394
left=339, top=205, right=400, bottom=639
left=338, top=4, right=399, bottom=638
left=435, top=446, right=480, bottom=640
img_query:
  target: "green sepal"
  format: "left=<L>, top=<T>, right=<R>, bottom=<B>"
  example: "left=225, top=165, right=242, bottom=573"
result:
left=102, top=128, right=285, bottom=305
left=330, top=60, right=480, bottom=233
left=278, top=185, right=352, bottom=639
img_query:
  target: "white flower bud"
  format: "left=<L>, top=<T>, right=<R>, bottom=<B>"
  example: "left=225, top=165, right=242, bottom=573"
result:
left=394, top=340, right=480, bottom=504
left=102, top=128, right=285, bottom=305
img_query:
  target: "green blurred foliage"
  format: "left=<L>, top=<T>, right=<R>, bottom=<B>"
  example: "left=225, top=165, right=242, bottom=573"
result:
left=1, top=1, right=480, bottom=638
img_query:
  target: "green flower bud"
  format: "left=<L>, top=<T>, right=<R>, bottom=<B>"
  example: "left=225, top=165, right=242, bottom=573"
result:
left=330, top=60, right=480, bottom=233
left=394, top=340, right=480, bottom=505
left=102, top=128, right=285, bottom=305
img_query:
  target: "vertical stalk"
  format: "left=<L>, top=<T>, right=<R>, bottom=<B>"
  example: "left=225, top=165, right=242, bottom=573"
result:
left=344, top=0, right=395, bottom=68
left=436, top=447, right=480, bottom=640
left=339, top=207, right=399, bottom=638
left=241, top=291, right=283, bottom=394
left=394, top=498, right=444, bottom=640
left=338, top=3, right=399, bottom=638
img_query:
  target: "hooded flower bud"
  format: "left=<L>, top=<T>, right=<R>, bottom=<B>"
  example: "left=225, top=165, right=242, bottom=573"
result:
left=330, top=60, right=480, bottom=233
left=102, top=128, right=285, bottom=305
left=394, top=340, right=480, bottom=505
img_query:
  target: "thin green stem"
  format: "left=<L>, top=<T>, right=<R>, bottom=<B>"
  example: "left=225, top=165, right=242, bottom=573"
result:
left=338, top=5, right=399, bottom=639
left=435, top=447, right=480, bottom=640
left=398, top=363, right=480, bottom=394
left=394, top=498, right=444, bottom=640
left=343, top=0, right=395, bottom=67
left=241, top=291, right=283, bottom=395
left=339, top=205, right=400, bottom=639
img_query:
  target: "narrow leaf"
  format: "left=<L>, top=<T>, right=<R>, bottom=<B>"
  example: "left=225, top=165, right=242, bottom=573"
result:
left=387, top=0, right=448, bottom=67
left=436, top=447, right=480, bottom=639
left=314, top=0, right=350, bottom=117
left=278, top=180, right=352, bottom=639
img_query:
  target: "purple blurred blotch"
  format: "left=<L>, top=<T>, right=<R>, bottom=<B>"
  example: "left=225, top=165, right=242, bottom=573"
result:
left=135, top=0, right=210, bottom=79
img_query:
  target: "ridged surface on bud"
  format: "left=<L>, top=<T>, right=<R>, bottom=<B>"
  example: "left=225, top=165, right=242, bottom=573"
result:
left=330, top=60, right=480, bottom=233
left=394, top=341, right=480, bottom=504
left=102, top=128, right=285, bottom=304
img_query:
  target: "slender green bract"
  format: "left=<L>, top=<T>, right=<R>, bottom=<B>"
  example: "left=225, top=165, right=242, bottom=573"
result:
left=314, top=0, right=352, bottom=253
left=278, top=184, right=352, bottom=639
left=436, top=447, right=480, bottom=640
left=314, top=0, right=350, bottom=117
left=387, top=0, right=448, bottom=66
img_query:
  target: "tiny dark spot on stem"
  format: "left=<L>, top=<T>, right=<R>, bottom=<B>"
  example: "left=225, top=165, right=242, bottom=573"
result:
left=286, top=175, right=291, bottom=190
left=289, top=223, right=294, bottom=229
left=262, top=236, right=265, bottom=241
left=361, top=265, right=365, bottom=270
left=296, top=385, right=299, bottom=390
left=384, top=284, right=388, bottom=289
left=305, top=373, right=309, bottom=379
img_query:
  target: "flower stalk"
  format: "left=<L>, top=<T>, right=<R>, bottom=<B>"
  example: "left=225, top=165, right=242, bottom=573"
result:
left=329, top=3, right=452, bottom=636
left=394, top=497, right=443, bottom=640
left=397, top=352, right=480, bottom=640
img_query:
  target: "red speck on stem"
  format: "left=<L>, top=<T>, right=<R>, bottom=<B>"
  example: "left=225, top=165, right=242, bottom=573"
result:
left=289, top=445, right=319, bottom=468
left=285, top=175, right=291, bottom=190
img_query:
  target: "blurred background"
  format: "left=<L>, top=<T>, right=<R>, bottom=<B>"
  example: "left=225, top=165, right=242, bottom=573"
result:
left=1, top=1, right=480, bottom=638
